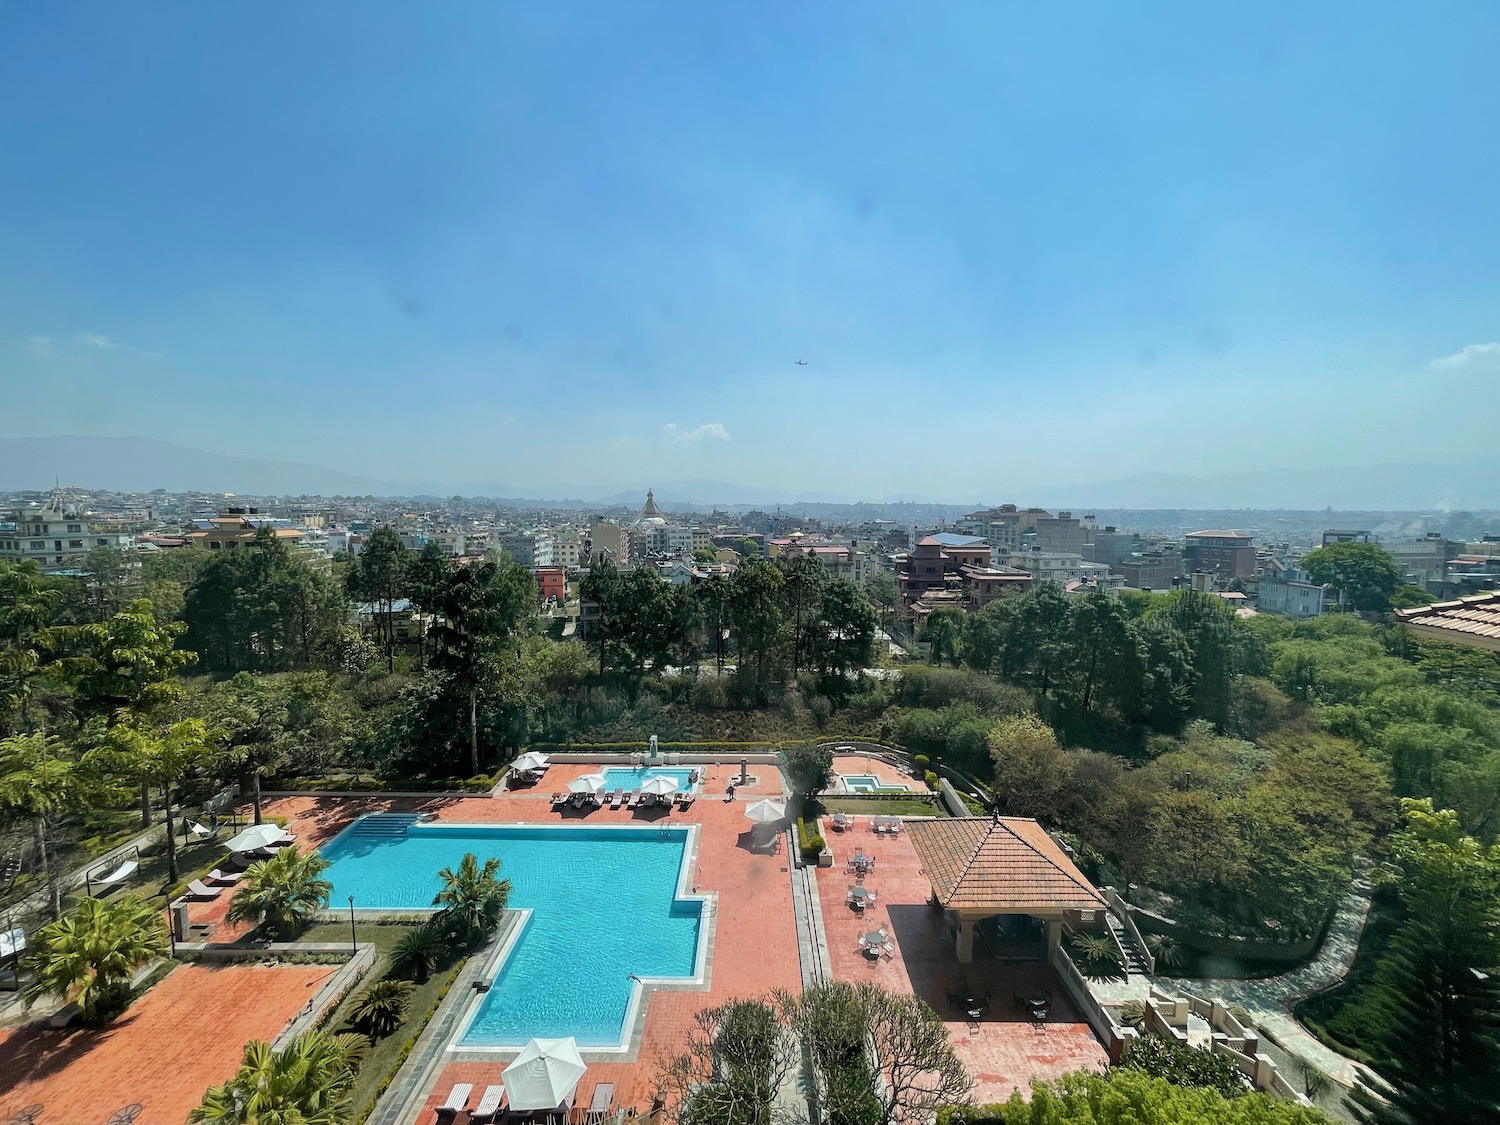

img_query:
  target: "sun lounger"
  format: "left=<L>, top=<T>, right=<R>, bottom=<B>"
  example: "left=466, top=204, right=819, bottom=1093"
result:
left=678, top=790, right=695, bottom=808
left=184, top=879, right=221, bottom=900
left=469, top=1084, right=506, bottom=1125
left=206, top=869, right=244, bottom=885
left=609, top=789, right=624, bottom=809
left=626, top=789, right=642, bottom=809
left=188, top=821, right=213, bottom=839
left=586, top=1082, right=614, bottom=1124
left=434, top=1083, right=472, bottom=1123
left=550, top=792, right=566, bottom=807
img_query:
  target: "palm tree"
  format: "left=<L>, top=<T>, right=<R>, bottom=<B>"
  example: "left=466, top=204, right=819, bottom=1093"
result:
left=349, top=978, right=413, bottom=1042
left=1145, top=932, right=1185, bottom=969
left=24, top=894, right=168, bottom=1024
left=189, top=1030, right=364, bottom=1125
left=433, top=852, right=512, bottom=946
left=1295, top=1056, right=1332, bottom=1103
left=226, top=845, right=332, bottom=940
left=1070, top=933, right=1126, bottom=982
left=390, top=921, right=445, bottom=983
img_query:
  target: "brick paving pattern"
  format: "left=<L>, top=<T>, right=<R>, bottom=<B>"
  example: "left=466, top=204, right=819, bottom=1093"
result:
left=816, top=816, right=1107, bottom=1104
left=0, top=963, right=334, bottom=1125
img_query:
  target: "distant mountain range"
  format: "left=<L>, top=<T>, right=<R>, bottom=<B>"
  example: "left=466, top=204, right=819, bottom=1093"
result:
left=1049, top=461, right=1500, bottom=511
left=2, top=435, right=1497, bottom=512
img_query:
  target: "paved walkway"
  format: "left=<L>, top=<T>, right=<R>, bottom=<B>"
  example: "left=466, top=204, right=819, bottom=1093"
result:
left=1157, top=874, right=1374, bottom=1087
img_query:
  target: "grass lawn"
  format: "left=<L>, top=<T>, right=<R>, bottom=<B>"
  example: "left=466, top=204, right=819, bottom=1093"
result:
left=819, top=796, right=941, bottom=817
left=1293, top=886, right=1401, bottom=1069
left=300, top=921, right=468, bottom=1119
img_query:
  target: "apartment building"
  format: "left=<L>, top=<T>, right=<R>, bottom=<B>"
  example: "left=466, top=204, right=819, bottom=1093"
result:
left=1, top=498, right=135, bottom=572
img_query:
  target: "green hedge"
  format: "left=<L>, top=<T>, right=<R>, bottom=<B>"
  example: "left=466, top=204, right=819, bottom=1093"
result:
left=937, top=1105, right=1008, bottom=1125
left=524, top=741, right=777, bottom=753
left=796, top=818, right=825, bottom=861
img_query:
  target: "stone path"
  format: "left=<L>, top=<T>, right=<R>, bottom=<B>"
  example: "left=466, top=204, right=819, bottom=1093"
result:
left=1157, top=874, right=1374, bottom=1087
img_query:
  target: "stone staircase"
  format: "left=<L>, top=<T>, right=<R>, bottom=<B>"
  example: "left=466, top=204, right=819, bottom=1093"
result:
left=1105, top=911, right=1152, bottom=976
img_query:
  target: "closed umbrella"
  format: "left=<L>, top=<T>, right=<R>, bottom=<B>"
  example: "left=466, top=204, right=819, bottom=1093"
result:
left=640, top=774, right=679, bottom=797
left=568, top=774, right=607, bottom=794
left=744, top=799, right=786, bottom=824
left=224, top=823, right=289, bottom=852
left=513, top=752, right=550, bottom=773
left=502, top=1037, right=587, bottom=1111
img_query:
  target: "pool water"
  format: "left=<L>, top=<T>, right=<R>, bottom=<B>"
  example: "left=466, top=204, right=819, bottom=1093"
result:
left=319, top=822, right=703, bottom=1047
left=598, top=766, right=698, bottom=792
left=842, top=774, right=905, bottom=793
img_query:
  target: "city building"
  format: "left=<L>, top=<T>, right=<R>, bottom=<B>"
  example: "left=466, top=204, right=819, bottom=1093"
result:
left=534, top=566, right=567, bottom=604
left=1183, top=530, right=1256, bottom=579
left=1395, top=591, right=1500, bottom=652
left=184, top=510, right=304, bottom=552
left=495, top=530, right=554, bottom=568
left=1321, top=529, right=1371, bottom=547
left=1, top=496, right=135, bottom=572
left=896, top=535, right=989, bottom=603
left=1118, top=549, right=1184, bottom=591
left=1257, top=567, right=1329, bottom=617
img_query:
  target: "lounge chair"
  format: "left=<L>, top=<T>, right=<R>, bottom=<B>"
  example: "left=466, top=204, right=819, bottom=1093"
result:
left=92, top=859, right=139, bottom=889
left=609, top=789, right=624, bottom=809
left=469, top=1084, right=506, bottom=1125
left=677, top=791, right=695, bottom=808
left=206, top=868, right=243, bottom=885
left=184, top=879, right=221, bottom=900
left=188, top=821, right=214, bottom=839
left=626, top=789, right=642, bottom=809
left=586, top=1082, right=614, bottom=1125
left=550, top=792, right=566, bottom=807
left=434, top=1083, right=472, bottom=1124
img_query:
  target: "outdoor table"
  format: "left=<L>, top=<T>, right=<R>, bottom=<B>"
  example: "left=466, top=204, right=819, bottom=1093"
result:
left=860, top=928, right=888, bottom=956
left=105, top=1107, right=142, bottom=1125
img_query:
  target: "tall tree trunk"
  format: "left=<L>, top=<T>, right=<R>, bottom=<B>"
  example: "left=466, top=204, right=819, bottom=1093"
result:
left=139, top=780, right=152, bottom=827
left=163, top=778, right=178, bottom=884
left=469, top=686, right=480, bottom=776
left=37, top=817, right=61, bottom=921
left=251, top=770, right=263, bottom=824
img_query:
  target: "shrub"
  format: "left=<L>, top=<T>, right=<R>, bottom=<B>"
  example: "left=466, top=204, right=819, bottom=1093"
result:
left=913, top=754, right=930, bottom=770
left=924, top=770, right=939, bottom=790
left=349, top=978, right=414, bottom=1042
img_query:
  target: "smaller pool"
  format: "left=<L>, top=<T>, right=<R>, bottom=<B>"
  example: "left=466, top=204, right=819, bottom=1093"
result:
left=599, top=766, right=698, bottom=792
left=842, top=774, right=907, bottom=793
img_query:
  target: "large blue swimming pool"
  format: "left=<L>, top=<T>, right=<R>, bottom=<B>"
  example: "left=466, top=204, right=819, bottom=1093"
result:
left=319, top=821, right=704, bottom=1047
left=598, top=766, right=698, bottom=792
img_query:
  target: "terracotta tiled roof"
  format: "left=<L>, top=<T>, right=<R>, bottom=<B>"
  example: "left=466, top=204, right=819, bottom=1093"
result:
left=1395, top=592, right=1500, bottom=651
left=906, top=816, right=1105, bottom=912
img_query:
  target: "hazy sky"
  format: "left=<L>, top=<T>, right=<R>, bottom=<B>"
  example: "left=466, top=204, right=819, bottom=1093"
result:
left=2, top=2, right=1498, bottom=499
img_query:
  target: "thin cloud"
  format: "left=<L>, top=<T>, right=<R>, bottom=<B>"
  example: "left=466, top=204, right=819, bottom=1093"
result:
left=27, top=335, right=54, bottom=358
left=76, top=332, right=121, bottom=350
left=1431, top=342, right=1500, bottom=369
left=664, top=422, right=732, bottom=443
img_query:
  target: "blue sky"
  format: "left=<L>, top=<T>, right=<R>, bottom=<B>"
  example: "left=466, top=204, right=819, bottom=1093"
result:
left=2, top=2, right=1498, bottom=500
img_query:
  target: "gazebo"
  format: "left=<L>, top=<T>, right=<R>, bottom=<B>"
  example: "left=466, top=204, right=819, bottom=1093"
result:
left=906, top=815, right=1105, bottom=964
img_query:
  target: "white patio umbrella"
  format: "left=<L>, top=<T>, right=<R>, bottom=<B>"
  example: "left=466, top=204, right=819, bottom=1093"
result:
left=744, top=799, right=786, bottom=824
left=513, top=751, right=550, bottom=772
left=567, top=773, right=607, bottom=794
left=502, top=1036, right=587, bottom=1111
left=640, top=774, right=679, bottom=797
left=224, top=823, right=289, bottom=852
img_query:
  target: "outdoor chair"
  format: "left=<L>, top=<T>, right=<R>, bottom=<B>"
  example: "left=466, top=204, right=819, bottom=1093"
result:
left=609, top=789, right=624, bottom=809
left=206, top=868, right=243, bottom=885
left=626, top=790, right=642, bottom=808
left=469, top=1085, right=507, bottom=1125
left=184, top=879, right=221, bottom=900
left=586, top=1082, right=615, bottom=1125
left=434, top=1083, right=473, bottom=1124
left=678, top=791, right=695, bottom=808
left=882, top=942, right=895, bottom=960
left=550, top=793, right=566, bottom=807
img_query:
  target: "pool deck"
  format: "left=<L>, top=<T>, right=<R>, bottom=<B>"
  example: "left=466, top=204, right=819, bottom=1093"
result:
left=831, top=753, right=922, bottom=792
left=816, top=816, right=1108, bottom=1104
left=0, top=963, right=335, bottom=1125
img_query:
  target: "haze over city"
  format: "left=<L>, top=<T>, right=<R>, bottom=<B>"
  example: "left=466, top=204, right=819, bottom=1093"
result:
left=4, top=2, right=1500, bottom=501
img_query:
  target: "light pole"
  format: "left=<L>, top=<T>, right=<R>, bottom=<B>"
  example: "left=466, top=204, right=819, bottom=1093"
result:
left=348, top=896, right=357, bottom=953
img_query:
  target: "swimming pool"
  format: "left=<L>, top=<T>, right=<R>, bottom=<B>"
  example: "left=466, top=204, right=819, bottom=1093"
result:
left=598, top=766, right=698, bottom=792
left=842, top=774, right=907, bottom=793
left=319, top=821, right=705, bottom=1048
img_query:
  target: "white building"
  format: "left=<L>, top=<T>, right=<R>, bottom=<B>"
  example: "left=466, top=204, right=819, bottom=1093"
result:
left=495, top=530, right=554, bottom=568
left=1258, top=569, right=1329, bottom=617
left=999, top=548, right=1084, bottom=586
left=1, top=497, right=134, bottom=573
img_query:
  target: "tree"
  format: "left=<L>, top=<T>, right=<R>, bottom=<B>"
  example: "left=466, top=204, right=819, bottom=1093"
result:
left=1063, top=590, right=1143, bottom=712
left=985, top=1067, right=1327, bottom=1124
left=726, top=559, right=786, bottom=694
left=696, top=572, right=731, bottom=674
left=580, top=553, right=622, bottom=680
left=784, top=742, right=833, bottom=802
left=809, top=580, right=879, bottom=694
left=0, top=733, right=112, bottom=918
left=1118, top=1036, right=1248, bottom=1098
left=987, top=714, right=1069, bottom=823
left=433, top=852, right=512, bottom=946
left=23, top=894, right=168, bottom=1024
left=348, top=977, right=413, bottom=1041
left=919, top=608, right=965, bottom=668
left=1302, top=542, right=1402, bottom=614
left=0, top=559, right=64, bottom=734
left=781, top=553, right=827, bottom=677
left=1011, top=583, right=1071, bottom=695
left=657, top=996, right=798, bottom=1125
left=1348, top=800, right=1500, bottom=1125
left=226, top=845, right=333, bottom=940
left=390, top=920, right=445, bottom=984
left=95, top=719, right=216, bottom=884
left=787, top=982, right=971, bottom=1125
left=189, top=1030, right=364, bottom=1125
left=865, top=571, right=900, bottom=636
left=429, top=557, right=536, bottom=774
left=346, top=526, right=409, bottom=672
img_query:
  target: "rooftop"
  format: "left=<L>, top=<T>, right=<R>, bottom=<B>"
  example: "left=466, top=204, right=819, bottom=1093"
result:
left=1395, top=591, right=1500, bottom=652
left=906, top=817, right=1105, bottom=913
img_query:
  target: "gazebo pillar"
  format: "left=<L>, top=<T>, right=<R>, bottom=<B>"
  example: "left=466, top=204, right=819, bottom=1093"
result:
left=956, top=913, right=976, bottom=963
left=1045, top=919, right=1062, bottom=957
